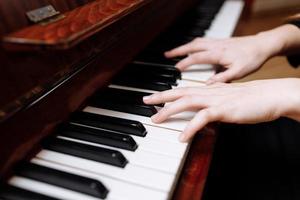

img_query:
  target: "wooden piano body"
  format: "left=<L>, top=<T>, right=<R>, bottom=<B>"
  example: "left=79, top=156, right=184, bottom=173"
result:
left=0, top=0, right=243, bottom=199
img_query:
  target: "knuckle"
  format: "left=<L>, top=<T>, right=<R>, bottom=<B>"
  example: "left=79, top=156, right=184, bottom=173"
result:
left=193, top=37, right=201, bottom=42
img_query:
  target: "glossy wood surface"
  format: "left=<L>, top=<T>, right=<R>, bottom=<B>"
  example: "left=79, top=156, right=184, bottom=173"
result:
left=3, top=0, right=144, bottom=50
left=173, top=127, right=217, bottom=200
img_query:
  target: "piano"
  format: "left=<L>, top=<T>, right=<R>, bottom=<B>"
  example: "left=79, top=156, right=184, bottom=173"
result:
left=0, top=0, right=244, bottom=199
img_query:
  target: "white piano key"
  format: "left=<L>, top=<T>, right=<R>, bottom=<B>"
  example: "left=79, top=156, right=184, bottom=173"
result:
left=109, top=84, right=159, bottom=94
left=180, top=66, right=215, bottom=82
left=205, top=0, right=244, bottom=38
left=83, top=106, right=187, bottom=132
left=31, top=158, right=168, bottom=200
left=131, top=135, right=186, bottom=158
left=9, top=176, right=105, bottom=200
left=57, top=135, right=182, bottom=173
left=36, top=150, right=175, bottom=192
left=176, top=79, right=205, bottom=87
left=143, top=124, right=182, bottom=143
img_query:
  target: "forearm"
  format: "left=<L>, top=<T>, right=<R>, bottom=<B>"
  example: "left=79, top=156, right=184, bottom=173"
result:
left=257, top=24, right=300, bottom=56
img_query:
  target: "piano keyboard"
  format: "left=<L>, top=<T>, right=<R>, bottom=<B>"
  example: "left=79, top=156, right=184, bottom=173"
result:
left=0, top=1, right=243, bottom=199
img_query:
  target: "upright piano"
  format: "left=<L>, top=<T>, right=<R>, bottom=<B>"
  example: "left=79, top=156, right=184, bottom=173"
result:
left=0, top=0, right=244, bottom=199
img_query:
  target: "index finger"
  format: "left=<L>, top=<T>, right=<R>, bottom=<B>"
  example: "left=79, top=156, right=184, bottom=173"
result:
left=165, top=38, right=209, bottom=58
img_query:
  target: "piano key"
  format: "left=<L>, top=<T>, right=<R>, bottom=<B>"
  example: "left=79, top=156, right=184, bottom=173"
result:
left=117, top=65, right=180, bottom=83
left=131, top=135, right=186, bottom=158
left=72, top=117, right=184, bottom=145
left=83, top=106, right=187, bottom=131
left=109, top=81, right=202, bottom=121
left=90, top=88, right=159, bottom=117
left=43, top=138, right=128, bottom=168
left=36, top=150, right=175, bottom=192
left=115, top=71, right=178, bottom=87
left=31, top=158, right=168, bottom=200
left=95, top=87, right=152, bottom=105
left=109, top=84, right=159, bottom=94
left=125, top=63, right=181, bottom=79
left=9, top=177, right=106, bottom=200
left=57, top=136, right=182, bottom=173
left=113, top=77, right=172, bottom=91
left=59, top=125, right=185, bottom=158
left=142, top=124, right=183, bottom=144
left=0, top=185, right=59, bottom=200
left=94, top=88, right=164, bottom=107
left=89, top=97, right=157, bottom=117
left=70, top=111, right=147, bottom=137
left=59, top=124, right=138, bottom=151
left=111, top=77, right=204, bottom=93
left=69, top=118, right=188, bottom=156
left=15, top=162, right=108, bottom=199
left=205, top=0, right=244, bottom=38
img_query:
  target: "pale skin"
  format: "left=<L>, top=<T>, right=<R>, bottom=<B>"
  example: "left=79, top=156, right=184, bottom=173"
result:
left=143, top=24, right=300, bottom=142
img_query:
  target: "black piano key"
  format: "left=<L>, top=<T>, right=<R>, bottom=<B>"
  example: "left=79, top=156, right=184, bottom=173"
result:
left=0, top=185, right=59, bottom=200
left=43, top=138, right=128, bottom=168
left=60, top=124, right=138, bottom=151
left=116, top=73, right=177, bottom=87
left=133, top=59, right=182, bottom=78
left=126, top=63, right=181, bottom=80
left=115, top=65, right=177, bottom=85
left=90, top=88, right=160, bottom=117
left=97, top=88, right=152, bottom=105
left=89, top=98, right=157, bottom=117
left=16, top=163, right=108, bottom=199
left=113, top=77, right=172, bottom=91
left=70, top=111, right=147, bottom=137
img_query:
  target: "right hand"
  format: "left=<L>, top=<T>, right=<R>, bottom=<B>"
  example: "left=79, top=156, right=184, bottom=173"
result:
left=165, top=34, right=281, bottom=84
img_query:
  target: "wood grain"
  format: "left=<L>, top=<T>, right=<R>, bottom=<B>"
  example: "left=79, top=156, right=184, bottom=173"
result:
left=3, top=0, right=144, bottom=50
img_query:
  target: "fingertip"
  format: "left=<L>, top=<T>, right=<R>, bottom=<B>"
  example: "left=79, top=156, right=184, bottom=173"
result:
left=175, top=63, right=184, bottom=71
left=164, top=51, right=171, bottom=57
left=179, top=133, right=187, bottom=143
left=151, top=114, right=161, bottom=123
left=143, top=96, right=151, bottom=103
left=206, top=78, right=215, bottom=85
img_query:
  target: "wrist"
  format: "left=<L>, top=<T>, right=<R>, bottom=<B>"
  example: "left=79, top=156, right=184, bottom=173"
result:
left=255, top=28, right=286, bottom=58
left=257, top=24, right=300, bottom=56
left=280, top=79, right=300, bottom=121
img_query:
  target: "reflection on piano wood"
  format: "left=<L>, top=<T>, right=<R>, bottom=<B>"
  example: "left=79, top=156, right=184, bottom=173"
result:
left=0, top=0, right=243, bottom=199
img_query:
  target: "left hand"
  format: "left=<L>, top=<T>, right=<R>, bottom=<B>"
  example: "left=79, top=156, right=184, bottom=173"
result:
left=143, top=78, right=300, bottom=142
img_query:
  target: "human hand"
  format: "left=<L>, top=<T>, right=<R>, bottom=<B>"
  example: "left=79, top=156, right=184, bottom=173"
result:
left=143, top=78, right=300, bottom=142
left=165, top=31, right=285, bottom=84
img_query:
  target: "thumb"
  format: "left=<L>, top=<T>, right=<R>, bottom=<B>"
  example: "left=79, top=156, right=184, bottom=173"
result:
left=206, top=66, right=239, bottom=84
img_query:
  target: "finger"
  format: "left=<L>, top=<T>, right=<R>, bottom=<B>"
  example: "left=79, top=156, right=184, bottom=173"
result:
left=206, top=66, right=240, bottom=85
left=143, top=88, right=187, bottom=105
left=179, top=108, right=220, bottom=142
left=165, top=39, right=210, bottom=58
left=175, top=51, right=219, bottom=71
left=151, top=95, right=208, bottom=123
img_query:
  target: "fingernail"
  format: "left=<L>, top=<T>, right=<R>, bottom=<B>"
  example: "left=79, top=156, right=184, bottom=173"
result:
left=143, top=96, right=151, bottom=101
left=206, top=79, right=214, bottom=85
left=175, top=65, right=182, bottom=71
left=179, top=134, right=186, bottom=142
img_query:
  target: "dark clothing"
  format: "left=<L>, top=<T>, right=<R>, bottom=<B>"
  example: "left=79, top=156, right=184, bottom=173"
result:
left=287, top=21, right=300, bottom=67
left=203, top=118, right=300, bottom=200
